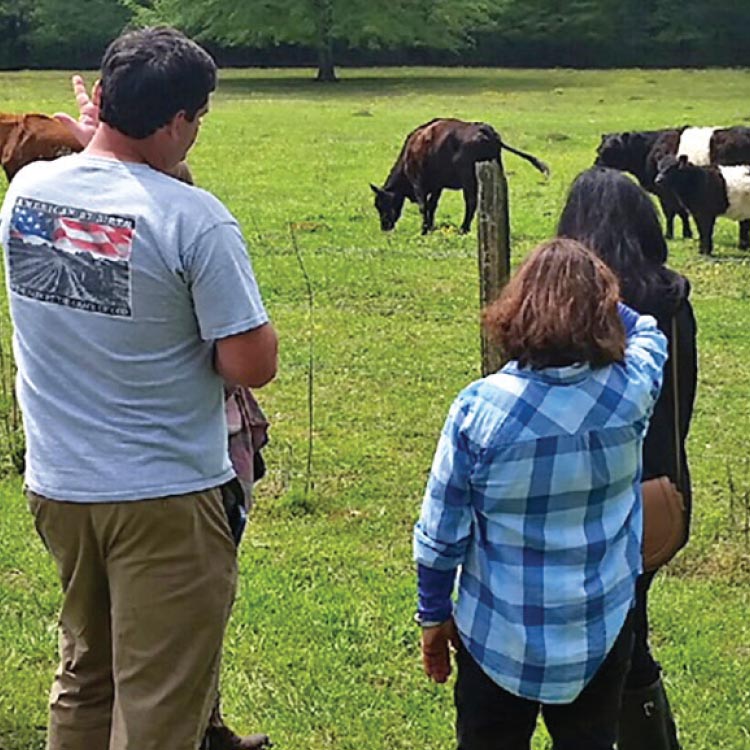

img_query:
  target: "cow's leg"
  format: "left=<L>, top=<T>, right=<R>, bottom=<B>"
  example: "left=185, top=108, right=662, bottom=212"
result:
left=424, top=189, right=442, bottom=232
left=656, top=188, right=692, bottom=239
left=675, top=200, right=693, bottom=240
left=414, top=185, right=430, bottom=235
left=678, top=206, right=693, bottom=239
left=656, top=194, right=675, bottom=239
left=664, top=209, right=675, bottom=240
left=739, top=220, right=750, bottom=250
left=460, top=177, right=478, bottom=234
left=695, top=214, right=716, bottom=255
left=656, top=192, right=675, bottom=239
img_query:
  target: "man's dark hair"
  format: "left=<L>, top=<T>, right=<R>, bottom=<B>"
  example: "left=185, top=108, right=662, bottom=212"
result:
left=99, top=27, right=217, bottom=139
left=556, top=166, right=684, bottom=315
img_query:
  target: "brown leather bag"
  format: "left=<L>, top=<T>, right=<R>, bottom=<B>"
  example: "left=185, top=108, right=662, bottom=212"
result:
left=641, top=317, right=687, bottom=572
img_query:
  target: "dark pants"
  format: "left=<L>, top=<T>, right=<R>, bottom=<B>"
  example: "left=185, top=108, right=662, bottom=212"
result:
left=454, top=614, right=634, bottom=750
left=626, top=571, right=661, bottom=689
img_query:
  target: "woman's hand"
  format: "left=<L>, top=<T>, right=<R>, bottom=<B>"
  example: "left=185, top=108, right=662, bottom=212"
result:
left=421, top=617, right=459, bottom=683
left=53, top=75, right=101, bottom=147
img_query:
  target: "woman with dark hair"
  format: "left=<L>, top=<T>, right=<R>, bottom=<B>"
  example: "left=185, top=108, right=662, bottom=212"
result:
left=558, top=166, right=698, bottom=750
left=414, top=239, right=668, bottom=750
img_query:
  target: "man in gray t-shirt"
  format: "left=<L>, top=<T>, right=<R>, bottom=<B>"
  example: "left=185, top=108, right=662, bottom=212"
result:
left=0, top=27, right=277, bottom=750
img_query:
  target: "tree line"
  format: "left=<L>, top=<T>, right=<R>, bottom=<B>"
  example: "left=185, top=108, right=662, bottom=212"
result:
left=2, top=0, right=749, bottom=76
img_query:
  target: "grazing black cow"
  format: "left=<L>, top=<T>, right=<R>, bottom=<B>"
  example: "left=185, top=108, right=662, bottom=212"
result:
left=371, top=118, right=549, bottom=235
left=656, top=154, right=750, bottom=255
left=595, top=126, right=750, bottom=243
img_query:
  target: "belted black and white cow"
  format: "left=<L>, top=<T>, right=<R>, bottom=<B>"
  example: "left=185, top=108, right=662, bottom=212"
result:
left=595, top=126, right=750, bottom=245
left=656, top=154, right=750, bottom=255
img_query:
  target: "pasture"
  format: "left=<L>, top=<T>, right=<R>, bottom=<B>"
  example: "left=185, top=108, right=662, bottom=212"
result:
left=0, top=67, right=749, bottom=750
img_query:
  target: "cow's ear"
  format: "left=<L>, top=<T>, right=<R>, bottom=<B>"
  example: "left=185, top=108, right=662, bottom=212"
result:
left=678, top=155, right=689, bottom=167
left=369, top=183, right=381, bottom=195
left=621, top=132, right=630, bottom=143
left=0, top=123, right=22, bottom=166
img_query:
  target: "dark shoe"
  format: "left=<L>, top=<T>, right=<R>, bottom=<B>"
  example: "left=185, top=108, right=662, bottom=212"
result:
left=201, top=698, right=272, bottom=750
left=203, top=725, right=272, bottom=750
left=617, top=678, right=681, bottom=750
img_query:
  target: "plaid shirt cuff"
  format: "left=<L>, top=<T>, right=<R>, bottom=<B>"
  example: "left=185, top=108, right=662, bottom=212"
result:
left=417, top=564, right=456, bottom=622
left=618, top=302, right=640, bottom=337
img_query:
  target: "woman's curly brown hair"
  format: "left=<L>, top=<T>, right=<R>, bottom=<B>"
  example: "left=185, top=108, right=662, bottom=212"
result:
left=483, top=238, right=625, bottom=369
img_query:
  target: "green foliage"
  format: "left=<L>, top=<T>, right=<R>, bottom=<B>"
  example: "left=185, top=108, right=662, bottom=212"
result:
left=0, top=0, right=34, bottom=68
left=2, top=0, right=750, bottom=69
left=488, top=0, right=750, bottom=66
left=0, top=0, right=131, bottom=69
left=28, top=0, right=131, bottom=66
left=1, top=66, right=750, bottom=750
left=127, top=0, right=490, bottom=48
left=124, top=0, right=493, bottom=78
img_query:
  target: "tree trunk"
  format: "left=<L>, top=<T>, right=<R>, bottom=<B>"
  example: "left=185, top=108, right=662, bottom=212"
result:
left=314, top=0, right=337, bottom=82
left=316, top=44, right=337, bottom=82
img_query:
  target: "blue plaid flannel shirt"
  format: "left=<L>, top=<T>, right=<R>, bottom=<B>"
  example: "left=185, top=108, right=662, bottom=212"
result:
left=414, top=308, right=667, bottom=703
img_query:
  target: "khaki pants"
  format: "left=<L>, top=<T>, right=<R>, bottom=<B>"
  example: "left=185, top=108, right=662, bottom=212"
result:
left=27, top=487, right=238, bottom=750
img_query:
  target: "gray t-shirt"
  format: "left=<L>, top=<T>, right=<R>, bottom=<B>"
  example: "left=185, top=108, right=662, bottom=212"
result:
left=0, top=154, right=268, bottom=502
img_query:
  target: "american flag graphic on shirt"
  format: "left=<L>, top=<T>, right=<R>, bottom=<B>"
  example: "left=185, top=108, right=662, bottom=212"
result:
left=7, top=197, right=135, bottom=317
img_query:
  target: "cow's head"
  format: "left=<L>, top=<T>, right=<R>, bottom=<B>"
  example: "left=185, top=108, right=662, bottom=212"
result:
left=594, top=132, right=648, bottom=170
left=594, top=133, right=628, bottom=168
left=370, top=184, right=403, bottom=231
left=655, top=154, right=689, bottom=188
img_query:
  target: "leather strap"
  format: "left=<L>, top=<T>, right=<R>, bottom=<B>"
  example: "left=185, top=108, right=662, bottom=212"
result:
left=671, top=314, right=683, bottom=489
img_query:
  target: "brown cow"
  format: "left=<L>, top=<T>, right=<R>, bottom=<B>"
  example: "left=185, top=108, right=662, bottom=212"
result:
left=0, top=113, right=83, bottom=181
left=0, top=112, right=194, bottom=185
left=371, top=118, right=549, bottom=235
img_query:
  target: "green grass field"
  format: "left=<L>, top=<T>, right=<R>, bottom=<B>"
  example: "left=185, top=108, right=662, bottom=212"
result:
left=0, top=67, right=749, bottom=750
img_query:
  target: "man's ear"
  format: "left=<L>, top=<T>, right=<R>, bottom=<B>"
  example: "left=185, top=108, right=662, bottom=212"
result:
left=162, top=110, right=188, bottom=138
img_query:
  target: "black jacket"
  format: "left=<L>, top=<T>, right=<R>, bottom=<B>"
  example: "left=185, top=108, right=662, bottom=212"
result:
left=632, top=271, right=698, bottom=536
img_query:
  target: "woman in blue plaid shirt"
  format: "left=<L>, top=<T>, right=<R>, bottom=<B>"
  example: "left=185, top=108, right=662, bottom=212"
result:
left=414, top=238, right=668, bottom=750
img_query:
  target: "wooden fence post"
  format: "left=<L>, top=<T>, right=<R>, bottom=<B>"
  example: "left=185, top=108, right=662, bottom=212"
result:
left=476, top=159, right=511, bottom=377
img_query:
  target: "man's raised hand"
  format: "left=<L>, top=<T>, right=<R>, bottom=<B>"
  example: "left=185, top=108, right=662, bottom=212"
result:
left=53, top=75, right=101, bottom=147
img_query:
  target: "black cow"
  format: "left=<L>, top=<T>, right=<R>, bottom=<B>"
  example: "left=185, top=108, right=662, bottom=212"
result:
left=595, top=129, right=691, bottom=239
left=656, top=155, right=750, bottom=255
left=371, top=118, right=549, bottom=235
left=596, top=126, right=750, bottom=244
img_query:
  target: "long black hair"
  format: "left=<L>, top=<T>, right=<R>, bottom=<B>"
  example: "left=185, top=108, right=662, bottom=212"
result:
left=557, top=166, right=685, bottom=315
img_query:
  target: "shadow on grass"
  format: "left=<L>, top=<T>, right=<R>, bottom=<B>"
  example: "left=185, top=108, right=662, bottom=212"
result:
left=704, top=250, right=750, bottom=262
left=217, top=70, right=566, bottom=99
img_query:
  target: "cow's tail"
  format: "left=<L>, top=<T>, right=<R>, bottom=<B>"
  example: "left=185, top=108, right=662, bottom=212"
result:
left=499, top=141, right=550, bottom=177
